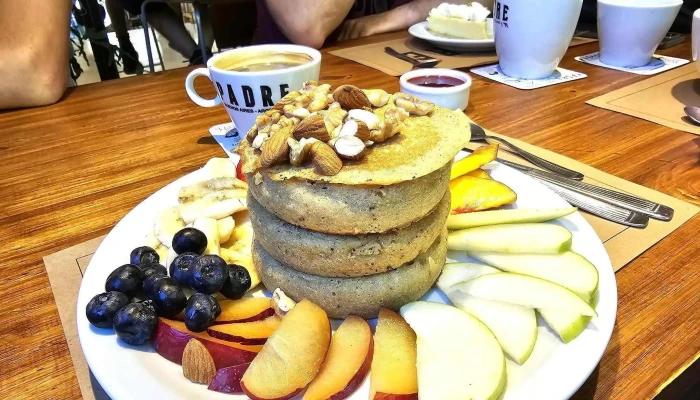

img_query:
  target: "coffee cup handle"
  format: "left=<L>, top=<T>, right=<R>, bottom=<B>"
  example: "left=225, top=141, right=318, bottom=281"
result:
left=185, top=68, right=221, bottom=108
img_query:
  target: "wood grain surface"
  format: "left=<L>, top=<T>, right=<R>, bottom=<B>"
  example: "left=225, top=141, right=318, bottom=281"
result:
left=0, top=34, right=698, bottom=400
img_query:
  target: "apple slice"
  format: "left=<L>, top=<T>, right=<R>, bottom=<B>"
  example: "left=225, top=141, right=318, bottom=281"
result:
left=447, top=223, right=572, bottom=254
left=399, top=301, right=506, bottom=400
left=449, top=175, right=517, bottom=214
left=304, top=315, right=373, bottom=400
left=539, top=309, right=592, bottom=344
left=451, top=143, right=499, bottom=179
left=436, top=263, right=500, bottom=292
left=452, top=273, right=597, bottom=316
left=153, top=318, right=261, bottom=369
left=370, top=308, right=418, bottom=400
left=446, top=207, right=576, bottom=230
left=470, top=251, right=599, bottom=300
left=215, top=297, right=274, bottom=324
left=241, top=300, right=331, bottom=400
left=207, top=316, right=281, bottom=345
left=208, top=363, right=250, bottom=394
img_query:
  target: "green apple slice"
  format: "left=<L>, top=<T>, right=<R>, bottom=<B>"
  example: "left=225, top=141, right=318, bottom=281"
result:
left=446, top=207, right=577, bottom=230
left=452, top=273, right=597, bottom=317
left=400, top=301, right=506, bottom=400
left=469, top=251, right=599, bottom=300
left=447, top=223, right=572, bottom=254
left=437, top=263, right=500, bottom=292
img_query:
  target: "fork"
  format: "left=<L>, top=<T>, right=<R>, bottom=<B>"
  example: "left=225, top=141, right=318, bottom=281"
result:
left=470, top=123, right=585, bottom=181
left=384, top=47, right=440, bottom=69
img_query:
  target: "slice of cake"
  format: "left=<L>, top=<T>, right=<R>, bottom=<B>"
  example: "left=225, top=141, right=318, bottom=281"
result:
left=427, top=2, right=492, bottom=39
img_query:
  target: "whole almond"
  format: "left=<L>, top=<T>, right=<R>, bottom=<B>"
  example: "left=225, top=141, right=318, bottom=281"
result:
left=293, top=114, right=331, bottom=142
left=261, top=126, right=293, bottom=167
left=310, top=141, right=343, bottom=176
left=182, top=339, right=216, bottom=384
left=333, top=85, right=372, bottom=110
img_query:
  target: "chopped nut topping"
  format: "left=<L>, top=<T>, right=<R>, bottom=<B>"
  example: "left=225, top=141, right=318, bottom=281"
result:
left=272, top=288, right=296, bottom=317
left=347, top=109, right=380, bottom=130
left=393, top=92, right=434, bottom=116
left=363, top=89, right=390, bottom=107
left=334, top=135, right=367, bottom=161
left=287, top=137, right=317, bottom=166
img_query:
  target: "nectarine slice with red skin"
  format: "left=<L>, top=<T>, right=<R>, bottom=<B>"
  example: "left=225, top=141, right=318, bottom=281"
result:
left=450, top=143, right=499, bottom=180
left=214, top=297, right=275, bottom=324
left=303, top=315, right=373, bottom=400
left=369, top=308, right=418, bottom=400
left=449, top=175, right=517, bottom=214
left=153, top=318, right=261, bottom=370
left=207, top=316, right=281, bottom=345
left=241, top=300, right=331, bottom=400
left=208, top=363, right=250, bottom=394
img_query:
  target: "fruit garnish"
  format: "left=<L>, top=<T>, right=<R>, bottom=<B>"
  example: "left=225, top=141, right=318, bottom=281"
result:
left=449, top=175, right=516, bottom=214
left=369, top=308, right=418, bottom=400
left=450, top=143, right=499, bottom=180
left=182, top=339, right=217, bottom=384
left=85, top=291, right=130, bottom=328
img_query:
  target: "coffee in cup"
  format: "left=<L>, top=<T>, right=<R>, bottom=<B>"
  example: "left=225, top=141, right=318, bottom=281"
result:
left=185, top=45, right=321, bottom=133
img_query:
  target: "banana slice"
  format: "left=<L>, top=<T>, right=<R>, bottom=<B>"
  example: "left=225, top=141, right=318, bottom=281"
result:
left=178, top=177, right=248, bottom=223
left=203, top=158, right=237, bottom=179
left=217, top=216, right=235, bottom=243
left=221, top=210, right=254, bottom=254
left=144, top=230, right=168, bottom=262
left=220, top=248, right=261, bottom=290
left=165, top=247, right=178, bottom=269
left=193, top=217, right=220, bottom=255
left=154, top=206, right=186, bottom=247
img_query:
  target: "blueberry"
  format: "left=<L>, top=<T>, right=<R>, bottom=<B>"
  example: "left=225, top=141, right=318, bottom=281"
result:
left=148, top=277, right=187, bottom=318
left=184, top=293, right=221, bottom=332
left=142, top=264, right=168, bottom=280
left=188, top=255, right=228, bottom=294
left=142, top=267, right=168, bottom=297
left=169, top=252, right=198, bottom=286
left=172, top=228, right=207, bottom=255
left=85, top=291, right=130, bottom=328
left=113, top=301, right=158, bottom=345
left=220, top=264, right=252, bottom=300
left=105, top=264, right=143, bottom=298
left=130, top=246, right=160, bottom=267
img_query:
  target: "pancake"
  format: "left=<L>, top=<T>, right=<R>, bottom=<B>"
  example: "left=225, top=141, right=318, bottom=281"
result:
left=246, top=161, right=451, bottom=235
left=249, top=191, right=450, bottom=277
left=237, top=103, right=471, bottom=185
left=254, top=229, right=447, bottom=319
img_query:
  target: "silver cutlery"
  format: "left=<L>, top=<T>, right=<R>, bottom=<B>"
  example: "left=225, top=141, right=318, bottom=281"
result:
left=470, top=123, right=585, bottom=181
left=384, top=47, right=440, bottom=69
left=497, top=158, right=674, bottom=221
left=683, top=106, right=700, bottom=125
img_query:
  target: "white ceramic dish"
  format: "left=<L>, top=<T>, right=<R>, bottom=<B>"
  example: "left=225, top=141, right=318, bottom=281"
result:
left=400, top=68, right=472, bottom=110
left=77, top=154, right=617, bottom=400
left=408, top=21, right=495, bottom=52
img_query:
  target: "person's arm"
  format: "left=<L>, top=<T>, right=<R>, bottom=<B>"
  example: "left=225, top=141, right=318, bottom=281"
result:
left=0, top=0, right=72, bottom=109
left=339, top=0, right=481, bottom=41
left=264, top=0, right=356, bottom=48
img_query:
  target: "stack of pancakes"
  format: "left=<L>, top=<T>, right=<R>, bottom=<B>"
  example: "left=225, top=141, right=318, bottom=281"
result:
left=239, top=103, right=471, bottom=319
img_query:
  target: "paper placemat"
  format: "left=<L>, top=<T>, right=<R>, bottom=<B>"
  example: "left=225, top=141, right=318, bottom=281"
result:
left=470, top=64, right=587, bottom=90
left=575, top=52, right=690, bottom=75
left=329, top=35, right=596, bottom=76
left=587, top=63, right=700, bottom=135
left=45, top=131, right=697, bottom=400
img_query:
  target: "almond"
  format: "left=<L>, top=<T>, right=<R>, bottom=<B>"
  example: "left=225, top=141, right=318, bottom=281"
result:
left=334, top=135, right=366, bottom=161
left=261, top=126, right=293, bottom=167
left=355, top=120, right=371, bottom=141
left=333, top=85, right=372, bottom=110
left=182, top=339, right=216, bottom=384
left=310, top=141, right=343, bottom=176
left=293, top=114, right=330, bottom=142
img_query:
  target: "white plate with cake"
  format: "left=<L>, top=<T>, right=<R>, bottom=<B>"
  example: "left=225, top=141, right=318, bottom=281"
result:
left=409, top=2, right=495, bottom=52
left=77, top=82, right=616, bottom=400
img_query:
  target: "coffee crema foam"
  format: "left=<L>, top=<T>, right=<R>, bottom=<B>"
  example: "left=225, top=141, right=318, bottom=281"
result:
left=214, top=51, right=313, bottom=72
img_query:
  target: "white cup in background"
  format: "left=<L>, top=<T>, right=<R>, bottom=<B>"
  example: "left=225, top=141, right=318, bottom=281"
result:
left=598, top=0, right=682, bottom=68
left=693, top=9, right=700, bottom=73
left=494, top=0, right=583, bottom=79
left=185, top=45, right=321, bottom=133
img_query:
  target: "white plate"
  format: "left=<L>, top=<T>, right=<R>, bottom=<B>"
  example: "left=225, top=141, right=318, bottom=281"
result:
left=409, top=21, right=496, bottom=52
left=77, top=157, right=617, bottom=400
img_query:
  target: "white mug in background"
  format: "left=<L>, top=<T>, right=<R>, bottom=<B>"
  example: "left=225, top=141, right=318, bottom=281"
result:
left=598, top=0, right=682, bottom=68
left=494, top=0, right=583, bottom=79
left=185, top=45, right=321, bottom=133
left=693, top=9, right=700, bottom=72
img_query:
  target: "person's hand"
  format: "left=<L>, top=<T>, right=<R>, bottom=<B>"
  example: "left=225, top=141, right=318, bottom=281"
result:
left=338, top=13, right=387, bottom=41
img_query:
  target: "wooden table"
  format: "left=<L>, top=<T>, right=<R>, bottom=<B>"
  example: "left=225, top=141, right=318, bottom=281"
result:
left=0, top=34, right=698, bottom=400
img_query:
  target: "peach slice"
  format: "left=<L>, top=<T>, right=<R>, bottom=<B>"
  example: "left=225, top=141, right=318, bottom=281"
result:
left=464, top=168, right=492, bottom=180
left=449, top=175, right=517, bottom=214
left=207, top=316, right=281, bottom=345
left=303, top=315, right=373, bottom=400
left=241, top=300, right=331, bottom=400
left=215, top=297, right=275, bottom=324
left=153, top=318, right=261, bottom=370
left=450, top=143, right=499, bottom=180
left=369, top=308, right=418, bottom=400
left=208, top=362, right=250, bottom=394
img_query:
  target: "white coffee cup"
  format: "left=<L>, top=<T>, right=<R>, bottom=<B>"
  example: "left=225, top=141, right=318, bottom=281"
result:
left=598, top=0, right=682, bottom=68
left=185, top=44, right=321, bottom=133
left=693, top=9, right=700, bottom=72
left=494, top=0, right=583, bottom=79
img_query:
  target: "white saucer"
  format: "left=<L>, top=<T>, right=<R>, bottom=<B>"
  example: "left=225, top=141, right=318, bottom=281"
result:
left=408, top=21, right=495, bottom=52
